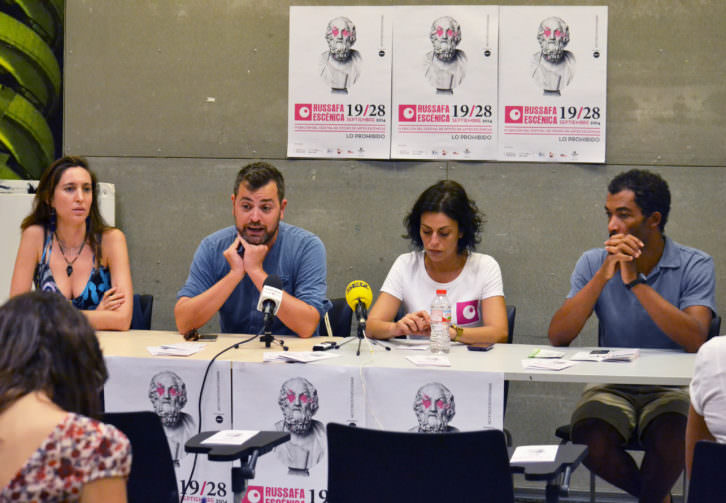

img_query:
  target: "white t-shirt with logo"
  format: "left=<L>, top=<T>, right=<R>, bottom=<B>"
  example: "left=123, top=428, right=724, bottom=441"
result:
left=380, top=251, right=504, bottom=326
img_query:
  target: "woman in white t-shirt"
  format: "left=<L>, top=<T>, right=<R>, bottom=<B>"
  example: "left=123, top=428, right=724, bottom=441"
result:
left=367, top=180, right=508, bottom=344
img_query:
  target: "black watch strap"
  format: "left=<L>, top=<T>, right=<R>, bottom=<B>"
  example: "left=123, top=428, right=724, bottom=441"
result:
left=625, top=274, right=647, bottom=290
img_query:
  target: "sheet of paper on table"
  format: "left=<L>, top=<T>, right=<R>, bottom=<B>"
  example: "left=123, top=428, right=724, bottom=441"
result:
left=263, top=351, right=341, bottom=363
left=202, top=430, right=259, bottom=445
left=406, top=355, right=452, bottom=367
left=147, top=342, right=207, bottom=356
left=510, top=445, right=559, bottom=463
left=521, top=359, right=576, bottom=371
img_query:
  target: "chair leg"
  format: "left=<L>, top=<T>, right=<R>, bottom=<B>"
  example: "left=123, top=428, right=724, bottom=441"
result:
left=590, top=470, right=596, bottom=503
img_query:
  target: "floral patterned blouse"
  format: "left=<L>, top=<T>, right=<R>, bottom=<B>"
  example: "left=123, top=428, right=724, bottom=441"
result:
left=1, top=413, right=131, bottom=502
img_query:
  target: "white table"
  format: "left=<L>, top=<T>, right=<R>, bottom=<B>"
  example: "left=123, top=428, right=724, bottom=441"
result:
left=98, top=330, right=696, bottom=385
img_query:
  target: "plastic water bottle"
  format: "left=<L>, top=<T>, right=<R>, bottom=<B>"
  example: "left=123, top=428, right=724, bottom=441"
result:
left=430, top=289, right=451, bottom=354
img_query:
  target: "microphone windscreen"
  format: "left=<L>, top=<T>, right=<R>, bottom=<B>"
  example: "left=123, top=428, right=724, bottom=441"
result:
left=345, top=280, right=373, bottom=311
left=264, top=274, right=283, bottom=290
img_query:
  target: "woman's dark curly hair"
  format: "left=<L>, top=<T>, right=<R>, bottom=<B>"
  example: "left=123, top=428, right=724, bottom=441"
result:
left=0, top=291, right=107, bottom=418
left=404, top=180, right=485, bottom=254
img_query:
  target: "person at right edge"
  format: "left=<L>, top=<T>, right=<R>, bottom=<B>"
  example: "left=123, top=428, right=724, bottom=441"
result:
left=548, top=169, right=716, bottom=503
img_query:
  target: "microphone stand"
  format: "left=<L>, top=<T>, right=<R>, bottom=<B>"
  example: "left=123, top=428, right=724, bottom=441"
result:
left=260, top=314, right=288, bottom=350
left=336, top=319, right=367, bottom=356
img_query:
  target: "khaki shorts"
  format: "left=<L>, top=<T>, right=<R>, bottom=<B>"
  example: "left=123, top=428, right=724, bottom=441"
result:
left=570, top=384, right=689, bottom=443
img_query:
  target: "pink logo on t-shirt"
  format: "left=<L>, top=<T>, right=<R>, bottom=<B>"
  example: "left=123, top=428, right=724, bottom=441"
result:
left=456, top=300, right=480, bottom=324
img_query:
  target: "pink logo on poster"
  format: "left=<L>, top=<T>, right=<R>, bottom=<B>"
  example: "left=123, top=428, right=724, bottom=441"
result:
left=242, top=486, right=264, bottom=503
left=294, top=103, right=312, bottom=121
left=456, top=300, right=480, bottom=324
left=504, top=106, right=523, bottom=123
left=398, top=105, right=417, bottom=122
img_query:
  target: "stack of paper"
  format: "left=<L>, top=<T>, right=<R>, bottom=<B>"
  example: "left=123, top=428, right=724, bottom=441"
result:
left=528, top=348, right=566, bottom=359
left=571, top=349, right=640, bottom=362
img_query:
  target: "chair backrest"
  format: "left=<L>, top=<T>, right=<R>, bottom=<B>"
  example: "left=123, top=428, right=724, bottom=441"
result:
left=708, top=314, right=721, bottom=340
left=687, top=440, right=726, bottom=502
left=130, top=294, right=154, bottom=330
left=319, top=297, right=353, bottom=337
left=598, top=313, right=722, bottom=344
left=103, top=411, right=179, bottom=503
left=506, top=305, right=516, bottom=344
left=326, top=423, right=514, bottom=503
left=503, top=305, right=516, bottom=418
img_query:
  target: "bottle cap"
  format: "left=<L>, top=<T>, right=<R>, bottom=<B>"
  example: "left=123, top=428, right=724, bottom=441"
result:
left=436, top=289, right=446, bottom=295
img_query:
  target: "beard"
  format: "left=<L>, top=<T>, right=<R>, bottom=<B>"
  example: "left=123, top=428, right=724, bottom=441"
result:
left=239, top=219, right=279, bottom=245
left=329, top=41, right=352, bottom=61
left=153, top=400, right=182, bottom=428
left=541, top=42, right=564, bottom=63
left=416, top=411, right=449, bottom=433
left=282, top=408, right=314, bottom=435
left=433, top=40, right=457, bottom=62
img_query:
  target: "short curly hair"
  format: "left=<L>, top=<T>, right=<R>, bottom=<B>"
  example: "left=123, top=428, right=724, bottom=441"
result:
left=608, top=169, right=670, bottom=232
left=404, top=180, right=484, bottom=254
left=234, top=162, right=285, bottom=202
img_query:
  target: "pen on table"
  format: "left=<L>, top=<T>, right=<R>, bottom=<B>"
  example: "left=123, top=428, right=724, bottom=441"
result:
left=370, top=339, right=392, bottom=351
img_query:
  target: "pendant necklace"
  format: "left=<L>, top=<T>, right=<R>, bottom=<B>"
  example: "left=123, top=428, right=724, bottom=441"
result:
left=55, top=232, right=86, bottom=277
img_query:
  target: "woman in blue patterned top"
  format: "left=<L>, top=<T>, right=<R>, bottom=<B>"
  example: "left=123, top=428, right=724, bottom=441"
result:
left=10, top=156, right=133, bottom=330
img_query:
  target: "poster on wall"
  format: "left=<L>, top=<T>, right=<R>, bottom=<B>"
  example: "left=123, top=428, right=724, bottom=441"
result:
left=362, top=367, right=504, bottom=432
left=232, top=362, right=362, bottom=503
left=104, top=357, right=233, bottom=503
left=497, top=5, right=608, bottom=163
left=288, top=6, right=392, bottom=159
left=391, top=5, right=499, bottom=160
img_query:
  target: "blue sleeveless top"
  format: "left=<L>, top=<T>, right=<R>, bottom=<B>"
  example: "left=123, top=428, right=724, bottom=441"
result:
left=34, top=232, right=112, bottom=310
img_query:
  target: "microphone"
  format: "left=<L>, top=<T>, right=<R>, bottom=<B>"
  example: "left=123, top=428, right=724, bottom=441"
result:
left=257, top=275, right=284, bottom=333
left=345, top=280, right=373, bottom=329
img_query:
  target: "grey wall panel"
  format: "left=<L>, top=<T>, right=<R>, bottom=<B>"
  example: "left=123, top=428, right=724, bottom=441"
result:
left=65, top=1, right=726, bottom=166
left=65, top=1, right=291, bottom=157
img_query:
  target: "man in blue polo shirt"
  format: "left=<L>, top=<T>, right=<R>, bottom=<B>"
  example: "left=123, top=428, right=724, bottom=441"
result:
left=549, top=169, right=715, bottom=503
left=175, top=162, right=331, bottom=337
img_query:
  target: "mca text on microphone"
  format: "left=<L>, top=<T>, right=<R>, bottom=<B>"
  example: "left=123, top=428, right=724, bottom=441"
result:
left=346, top=280, right=368, bottom=291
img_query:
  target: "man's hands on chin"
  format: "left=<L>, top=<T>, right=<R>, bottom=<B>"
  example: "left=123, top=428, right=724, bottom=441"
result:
left=224, top=234, right=271, bottom=287
left=601, top=233, right=644, bottom=284
left=223, top=235, right=246, bottom=279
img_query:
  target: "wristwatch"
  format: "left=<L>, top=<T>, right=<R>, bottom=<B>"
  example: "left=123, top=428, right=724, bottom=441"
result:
left=452, top=324, right=464, bottom=342
left=625, top=273, right=647, bottom=290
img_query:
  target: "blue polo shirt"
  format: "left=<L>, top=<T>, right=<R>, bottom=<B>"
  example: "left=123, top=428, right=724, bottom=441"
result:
left=567, top=237, right=716, bottom=350
left=177, top=222, right=332, bottom=335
